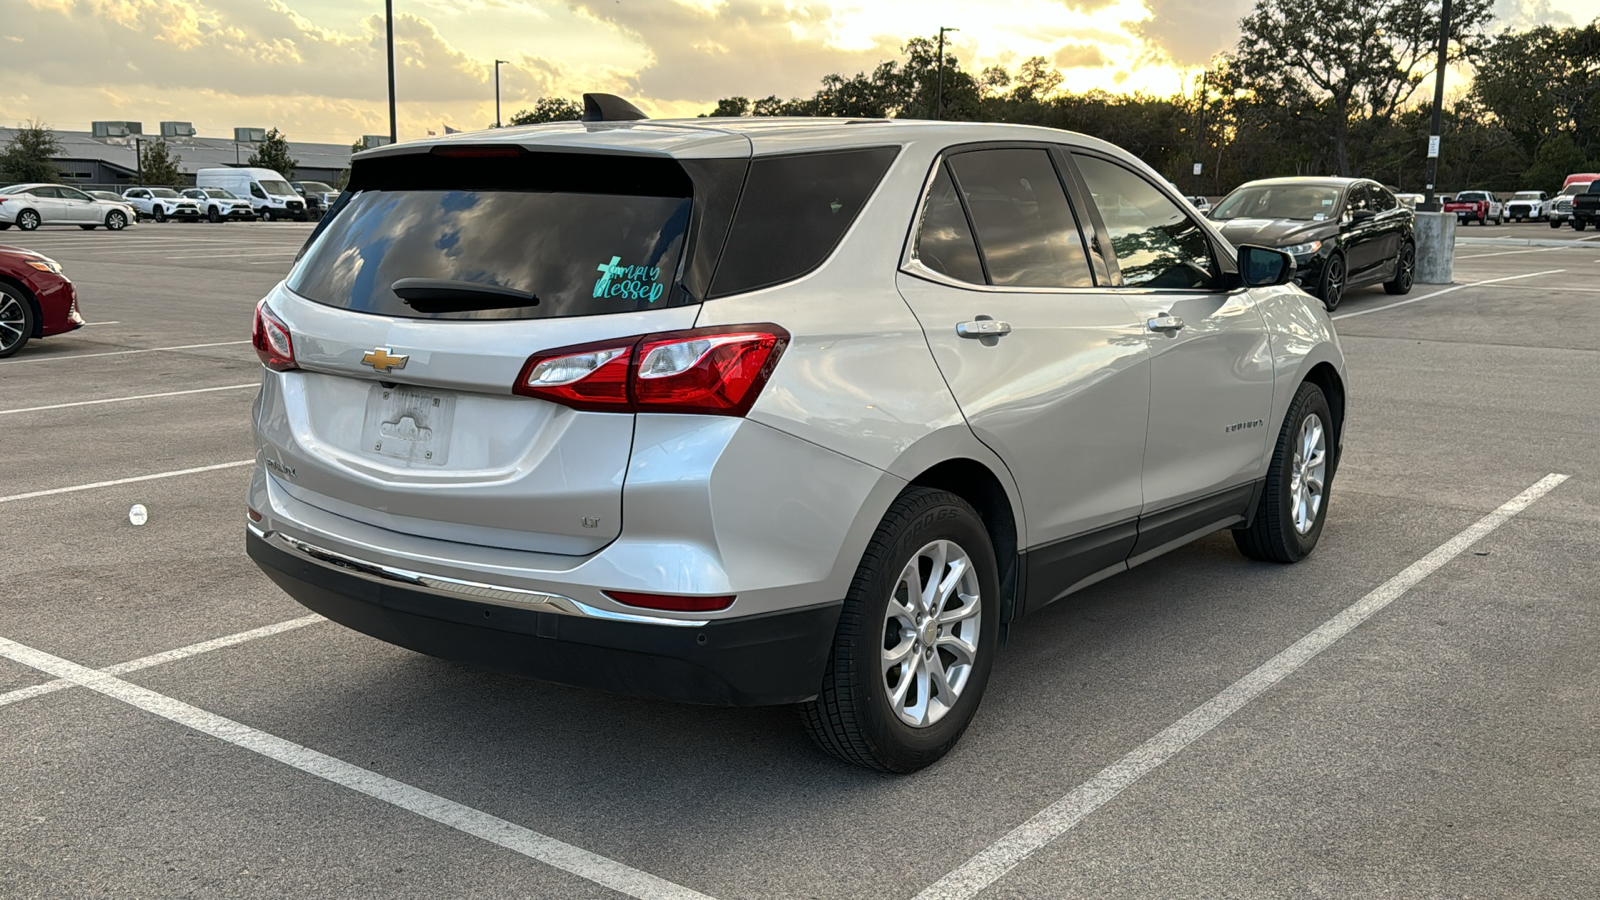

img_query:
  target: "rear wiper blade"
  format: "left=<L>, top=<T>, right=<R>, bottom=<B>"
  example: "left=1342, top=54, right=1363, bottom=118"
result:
left=391, top=278, right=540, bottom=313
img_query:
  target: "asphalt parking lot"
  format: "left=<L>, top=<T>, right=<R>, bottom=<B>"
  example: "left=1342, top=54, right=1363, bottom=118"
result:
left=2, top=220, right=1597, bottom=899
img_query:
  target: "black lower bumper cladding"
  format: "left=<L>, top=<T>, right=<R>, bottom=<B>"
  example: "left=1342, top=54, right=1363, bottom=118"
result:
left=247, top=530, right=842, bottom=707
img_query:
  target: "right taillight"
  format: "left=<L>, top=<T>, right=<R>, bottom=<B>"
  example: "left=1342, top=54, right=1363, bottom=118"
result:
left=252, top=300, right=297, bottom=371
left=512, top=325, right=788, bottom=417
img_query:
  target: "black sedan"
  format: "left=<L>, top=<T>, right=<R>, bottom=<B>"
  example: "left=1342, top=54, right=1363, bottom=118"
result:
left=1209, top=177, right=1415, bottom=311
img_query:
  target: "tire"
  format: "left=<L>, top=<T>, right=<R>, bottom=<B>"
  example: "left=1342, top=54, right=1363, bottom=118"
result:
left=261, top=208, right=275, bottom=222
left=153, top=207, right=166, bottom=223
left=1316, top=253, right=1346, bottom=312
left=17, top=209, right=40, bottom=231
left=208, top=206, right=221, bottom=223
left=1234, top=382, right=1335, bottom=563
left=1551, top=218, right=1561, bottom=229
left=0, top=284, right=35, bottom=359
left=800, top=488, right=1001, bottom=773
left=1383, top=240, right=1414, bottom=295
left=106, top=211, right=126, bottom=231
left=1476, top=214, right=1485, bottom=226
left=1576, top=220, right=1588, bottom=232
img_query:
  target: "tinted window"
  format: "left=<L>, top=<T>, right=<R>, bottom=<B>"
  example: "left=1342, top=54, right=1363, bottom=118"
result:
left=1371, top=185, right=1397, bottom=211
left=1074, top=155, right=1220, bottom=290
left=913, top=165, right=985, bottom=284
left=945, top=149, right=1092, bottom=288
left=31, top=187, right=61, bottom=198
left=289, top=189, right=691, bottom=321
left=58, top=187, right=91, bottom=201
left=709, top=146, right=898, bottom=297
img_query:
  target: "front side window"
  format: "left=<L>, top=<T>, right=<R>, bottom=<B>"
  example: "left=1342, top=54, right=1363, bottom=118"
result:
left=912, top=165, right=985, bottom=285
left=1074, top=154, right=1220, bottom=290
left=945, top=148, right=1093, bottom=288
left=1371, top=185, right=1398, bottom=212
left=250, top=184, right=266, bottom=199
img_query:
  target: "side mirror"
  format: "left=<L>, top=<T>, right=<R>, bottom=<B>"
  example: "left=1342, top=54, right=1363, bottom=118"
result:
left=1238, top=245, right=1296, bottom=288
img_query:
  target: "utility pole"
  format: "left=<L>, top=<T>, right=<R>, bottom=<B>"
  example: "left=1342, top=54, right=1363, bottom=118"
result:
left=495, top=59, right=509, bottom=128
left=386, top=0, right=398, bottom=144
left=1193, top=71, right=1208, bottom=199
left=1422, top=0, right=1452, bottom=211
left=933, top=26, right=958, bottom=120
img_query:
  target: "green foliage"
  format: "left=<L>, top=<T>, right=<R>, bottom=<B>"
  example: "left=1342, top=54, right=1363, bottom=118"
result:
left=508, top=98, right=583, bottom=126
left=138, top=140, right=184, bottom=187
left=246, top=128, right=298, bottom=179
left=0, top=120, right=62, bottom=183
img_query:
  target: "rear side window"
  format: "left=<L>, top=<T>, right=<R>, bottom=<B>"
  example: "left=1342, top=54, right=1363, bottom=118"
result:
left=288, top=152, right=695, bottom=321
left=947, top=148, right=1093, bottom=288
left=913, top=165, right=986, bottom=284
left=709, top=146, right=898, bottom=297
left=1073, top=154, right=1220, bottom=290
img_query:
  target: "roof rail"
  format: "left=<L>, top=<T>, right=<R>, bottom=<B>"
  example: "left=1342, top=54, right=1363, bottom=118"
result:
left=582, top=93, right=648, bottom=123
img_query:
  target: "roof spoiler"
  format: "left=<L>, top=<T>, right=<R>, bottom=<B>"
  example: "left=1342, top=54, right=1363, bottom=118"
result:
left=582, top=93, right=648, bottom=123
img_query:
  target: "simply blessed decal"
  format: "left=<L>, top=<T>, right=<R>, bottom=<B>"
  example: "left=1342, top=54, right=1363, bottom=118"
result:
left=594, top=256, right=665, bottom=302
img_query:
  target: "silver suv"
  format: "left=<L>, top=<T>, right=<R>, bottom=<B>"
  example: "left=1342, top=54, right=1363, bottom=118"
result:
left=247, top=100, right=1347, bottom=772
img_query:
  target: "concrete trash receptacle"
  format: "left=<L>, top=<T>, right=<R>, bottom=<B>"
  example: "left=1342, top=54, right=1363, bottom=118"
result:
left=1414, top=211, right=1455, bottom=284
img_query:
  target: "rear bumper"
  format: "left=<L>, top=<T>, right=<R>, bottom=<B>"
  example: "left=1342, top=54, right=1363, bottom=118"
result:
left=247, top=528, right=842, bottom=706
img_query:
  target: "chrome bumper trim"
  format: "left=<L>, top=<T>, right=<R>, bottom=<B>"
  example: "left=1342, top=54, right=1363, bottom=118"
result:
left=251, top=525, right=708, bottom=627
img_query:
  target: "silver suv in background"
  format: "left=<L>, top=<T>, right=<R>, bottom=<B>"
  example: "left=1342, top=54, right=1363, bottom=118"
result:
left=121, top=187, right=201, bottom=222
left=247, top=100, right=1347, bottom=772
left=182, top=187, right=257, bottom=222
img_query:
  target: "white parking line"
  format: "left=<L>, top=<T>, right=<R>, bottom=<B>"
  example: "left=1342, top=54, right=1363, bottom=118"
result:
left=0, top=383, right=256, bottom=416
left=1454, top=246, right=1571, bottom=259
left=1332, top=269, right=1565, bottom=320
left=0, top=635, right=718, bottom=900
left=0, top=340, right=250, bottom=365
left=0, top=460, right=253, bottom=504
left=915, top=473, right=1569, bottom=900
left=83, top=321, right=120, bottom=326
left=0, top=615, right=324, bottom=709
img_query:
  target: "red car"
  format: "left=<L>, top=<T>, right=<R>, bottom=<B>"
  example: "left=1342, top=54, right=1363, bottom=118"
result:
left=0, top=244, right=84, bottom=358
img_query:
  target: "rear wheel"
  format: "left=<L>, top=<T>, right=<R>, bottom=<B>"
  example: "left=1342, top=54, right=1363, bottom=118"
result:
left=1383, top=241, right=1415, bottom=295
left=1577, top=219, right=1589, bottom=232
left=1234, top=382, right=1334, bottom=563
left=17, top=209, right=40, bottom=231
left=800, top=488, right=1000, bottom=773
left=0, top=285, right=35, bottom=359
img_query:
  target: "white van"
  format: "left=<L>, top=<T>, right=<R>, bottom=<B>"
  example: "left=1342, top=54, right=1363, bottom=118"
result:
left=195, top=167, right=307, bottom=221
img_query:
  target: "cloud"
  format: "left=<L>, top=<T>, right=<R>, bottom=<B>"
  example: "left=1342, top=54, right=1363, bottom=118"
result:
left=1054, top=42, right=1110, bottom=69
left=1134, top=0, right=1253, bottom=66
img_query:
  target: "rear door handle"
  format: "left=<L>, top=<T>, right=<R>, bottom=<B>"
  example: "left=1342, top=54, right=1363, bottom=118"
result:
left=956, top=319, right=1012, bottom=338
left=1146, top=315, right=1185, bottom=333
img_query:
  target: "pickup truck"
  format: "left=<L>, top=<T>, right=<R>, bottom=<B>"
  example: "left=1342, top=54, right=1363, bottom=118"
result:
left=1572, top=182, right=1600, bottom=231
left=1444, top=190, right=1503, bottom=225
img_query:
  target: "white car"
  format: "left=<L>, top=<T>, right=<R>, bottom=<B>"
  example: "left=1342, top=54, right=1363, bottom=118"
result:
left=182, top=188, right=257, bottom=222
left=1184, top=195, right=1212, bottom=214
left=121, top=187, right=202, bottom=223
left=1506, top=191, right=1548, bottom=222
left=0, top=183, right=136, bottom=231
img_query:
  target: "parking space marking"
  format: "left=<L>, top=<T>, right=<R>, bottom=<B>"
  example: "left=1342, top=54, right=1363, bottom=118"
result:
left=1332, top=269, right=1565, bottom=320
left=0, top=460, right=253, bottom=504
left=1454, top=246, right=1571, bottom=259
left=915, top=473, right=1568, bottom=900
left=0, top=635, right=718, bottom=900
left=0, top=340, right=250, bottom=365
left=0, top=615, right=325, bottom=709
left=0, top=383, right=256, bottom=416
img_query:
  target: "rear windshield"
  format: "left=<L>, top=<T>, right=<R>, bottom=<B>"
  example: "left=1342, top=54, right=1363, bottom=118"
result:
left=288, top=152, right=695, bottom=321
left=1455, top=191, right=1489, bottom=201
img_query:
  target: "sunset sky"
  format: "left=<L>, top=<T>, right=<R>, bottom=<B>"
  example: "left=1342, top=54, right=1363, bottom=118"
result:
left=1, top=0, right=1589, bottom=145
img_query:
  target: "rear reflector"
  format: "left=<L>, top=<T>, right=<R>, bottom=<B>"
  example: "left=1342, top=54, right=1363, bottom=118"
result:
left=246, top=507, right=262, bottom=522
left=604, top=590, right=735, bottom=613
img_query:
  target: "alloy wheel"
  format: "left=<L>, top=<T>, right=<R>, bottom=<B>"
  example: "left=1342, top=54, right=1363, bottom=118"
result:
left=1323, top=257, right=1345, bottom=310
left=107, top=212, right=126, bottom=230
left=18, top=210, right=39, bottom=231
left=0, top=293, right=27, bottom=354
left=880, top=539, right=982, bottom=729
left=1395, top=244, right=1414, bottom=291
left=1289, top=413, right=1328, bottom=535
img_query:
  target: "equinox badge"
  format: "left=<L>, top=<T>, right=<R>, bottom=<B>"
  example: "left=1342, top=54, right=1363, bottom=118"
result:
left=361, top=347, right=409, bottom=373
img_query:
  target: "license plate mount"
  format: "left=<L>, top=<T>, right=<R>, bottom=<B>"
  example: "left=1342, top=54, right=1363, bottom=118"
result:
left=359, top=384, right=456, bottom=466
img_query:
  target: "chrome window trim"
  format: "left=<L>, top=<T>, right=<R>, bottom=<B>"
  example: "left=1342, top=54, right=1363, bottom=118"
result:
left=251, top=525, right=710, bottom=627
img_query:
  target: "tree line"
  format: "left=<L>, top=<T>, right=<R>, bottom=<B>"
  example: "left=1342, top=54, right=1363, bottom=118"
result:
left=513, top=0, right=1599, bottom=195
left=0, top=123, right=300, bottom=186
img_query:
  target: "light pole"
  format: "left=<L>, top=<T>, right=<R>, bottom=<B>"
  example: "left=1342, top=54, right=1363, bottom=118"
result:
left=933, top=26, right=958, bottom=120
left=495, top=59, right=509, bottom=128
left=1422, top=0, right=1452, bottom=211
left=133, top=137, right=144, bottom=185
left=386, top=0, right=398, bottom=144
left=1193, top=70, right=1208, bottom=199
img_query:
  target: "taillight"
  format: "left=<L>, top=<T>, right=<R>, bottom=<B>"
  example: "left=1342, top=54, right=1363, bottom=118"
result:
left=513, top=340, right=635, bottom=411
left=252, top=300, right=297, bottom=371
left=603, top=590, right=735, bottom=613
left=513, top=325, right=788, bottom=417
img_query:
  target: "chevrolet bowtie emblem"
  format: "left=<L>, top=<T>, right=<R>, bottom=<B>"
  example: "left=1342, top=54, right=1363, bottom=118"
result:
left=361, top=347, right=409, bottom=373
